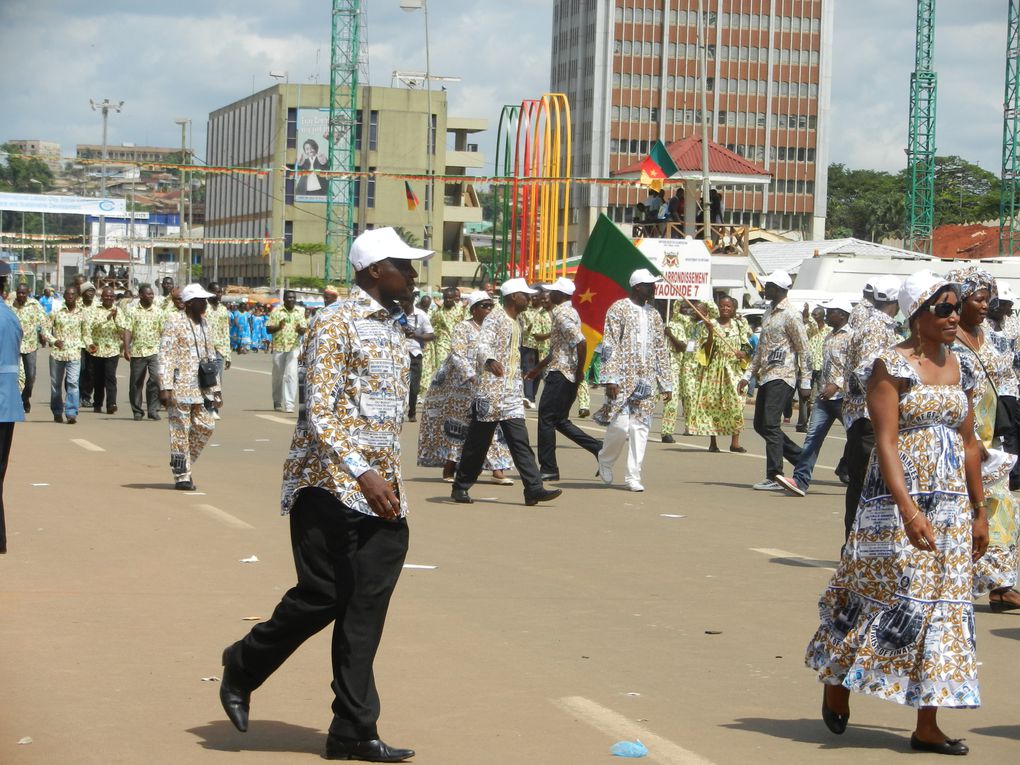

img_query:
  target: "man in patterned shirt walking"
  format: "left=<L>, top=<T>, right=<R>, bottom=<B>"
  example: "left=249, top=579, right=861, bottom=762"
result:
left=120, top=284, right=165, bottom=421
left=42, top=286, right=90, bottom=424
left=526, top=277, right=603, bottom=481
left=220, top=227, right=430, bottom=763
left=267, top=290, right=308, bottom=413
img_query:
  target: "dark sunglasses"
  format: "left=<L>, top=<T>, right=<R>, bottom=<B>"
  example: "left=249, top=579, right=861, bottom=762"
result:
left=928, top=301, right=961, bottom=318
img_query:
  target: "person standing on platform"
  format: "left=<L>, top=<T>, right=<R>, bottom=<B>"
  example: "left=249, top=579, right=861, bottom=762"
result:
left=420, top=287, right=464, bottom=388
left=86, top=287, right=123, bottom=414
left=268, top=290, right=308, bottom=413
left=219, top=227, right=431, bottom=762
left=527, top=277, right=603, bottom=481
left=777, top=298, right=853, bottom=496
left=157, top=284, right=220, bottom=491
left=839, top=275, right=901, bottom=536
left=737, top=270, right=812, bottom=492
left=11, top=283, right=46, bottom=413
left=661, top=300, right=695, bottom=442
left=121, top=284, right=165, bottom=422
left=205, top=283, right=232, bottom=420
left=451, top=278, right=562, bottom=506
left=595, top=269, right=673, bottom=492
left=42, top=286, right=90, bottom=424
left=397, top=296, right=434, bottom=422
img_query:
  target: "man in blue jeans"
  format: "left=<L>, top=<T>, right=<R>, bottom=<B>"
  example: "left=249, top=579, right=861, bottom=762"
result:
left=43, top=286, right=89, bottom=424
left=776, top=298, right=852, bottom=497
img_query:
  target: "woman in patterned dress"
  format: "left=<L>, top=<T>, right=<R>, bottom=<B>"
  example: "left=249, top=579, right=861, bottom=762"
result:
left=417, top=291, right=514, bottom=484
left=806, top=271, right=988, bottom=756
left=945, top=265, right=1020, bottom=612
left=686, top=296, right=751, bottom=452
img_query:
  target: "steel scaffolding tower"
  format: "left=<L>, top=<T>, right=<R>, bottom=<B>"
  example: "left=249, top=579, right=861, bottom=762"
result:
left=325, top=0, right=361, bottom=283
left=1001, top=0, right=1020, bottom=256
left=905, top=0, right=938, bottom=255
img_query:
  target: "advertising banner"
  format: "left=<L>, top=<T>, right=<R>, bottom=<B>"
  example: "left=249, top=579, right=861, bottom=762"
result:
left=295, top=108, right=331, bottom=203
left=635, top=237, right=712, bottom=301
left=0, top=192, right=127, bottom=216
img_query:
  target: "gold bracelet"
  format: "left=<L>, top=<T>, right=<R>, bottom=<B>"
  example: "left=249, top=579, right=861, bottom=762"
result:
left=973, top=501, right=987, bottom=512
left=903, top=508, right=920, bottom=526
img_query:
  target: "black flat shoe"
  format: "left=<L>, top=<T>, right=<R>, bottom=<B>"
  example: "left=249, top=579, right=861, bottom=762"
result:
left=524, top=488, right=562, bottom=506
left=909, top=734, right=968, bottom=755
left=708, top=445, right=721, bottom=453
left=661, top=434, right=675, bottom=443
left=324, top=736, right=414, bottom=762
left=729, top=446, right=747, bottom=453
left=451, top=488, right=473, bottom=504
left=220, top=649, right=251, bottom=733
left=821, top=689, right=848, bottom=735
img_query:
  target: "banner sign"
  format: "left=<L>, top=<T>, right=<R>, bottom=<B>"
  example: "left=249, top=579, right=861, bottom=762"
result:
left=0, top=192, right=127, bottom=216
left=634, top=237, right=712, bottom=301
left=295, top=109, right=331, bottom=203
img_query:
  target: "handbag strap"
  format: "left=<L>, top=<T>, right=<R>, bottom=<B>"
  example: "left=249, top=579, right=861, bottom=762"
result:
left=187, top=317, right=213, bottom=362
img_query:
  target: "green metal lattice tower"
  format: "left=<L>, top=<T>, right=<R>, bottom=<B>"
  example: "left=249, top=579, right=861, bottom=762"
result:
left=325, top=0, right=361, bottom=283
left=905, top=0, right=938, bottom=255
left=1000, top=0, right=1020, bottom=256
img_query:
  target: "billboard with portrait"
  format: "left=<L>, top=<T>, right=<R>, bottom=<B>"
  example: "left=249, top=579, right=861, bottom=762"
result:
left=295, top=108, right=330, bottom=203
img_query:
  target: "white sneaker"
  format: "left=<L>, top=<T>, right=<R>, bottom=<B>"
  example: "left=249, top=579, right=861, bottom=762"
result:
left=212, top=410, right=221, bottom=420
left=626, top=481, right=645, bottom=492
left=597, top=463, right=613, bottom=485
left=752, top=479, right=783, bottom=491
left=774, top=474, right=806, bottom=497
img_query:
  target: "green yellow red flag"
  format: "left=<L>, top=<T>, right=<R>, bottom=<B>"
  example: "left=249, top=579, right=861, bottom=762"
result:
left=639, top=139, right=679, bottom=192
left=572, top=214, right=660, bottom=372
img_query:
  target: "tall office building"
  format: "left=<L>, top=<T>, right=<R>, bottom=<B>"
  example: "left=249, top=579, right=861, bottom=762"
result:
left=551, top=0, right=833, bottom=252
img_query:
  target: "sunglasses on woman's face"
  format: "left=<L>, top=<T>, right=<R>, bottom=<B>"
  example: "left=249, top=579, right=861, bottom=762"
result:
left=928, top=301, right=961, bottom=318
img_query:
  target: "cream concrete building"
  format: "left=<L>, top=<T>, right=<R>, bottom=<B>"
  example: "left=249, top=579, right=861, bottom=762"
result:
left=204, top=83, right=486, bottom=288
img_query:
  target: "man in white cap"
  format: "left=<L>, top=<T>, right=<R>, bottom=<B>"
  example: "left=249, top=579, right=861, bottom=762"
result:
left=838, top=273, right=901, bottom=535
left=525, top=276, right=603, bottom=480
left=776, top=297, right=853, bottom=496
left=738, top=269, right=811, bottom=491
left=595, top=268, right=672, bottom=492
left=988, top=280, right=1020, bottom=489
left=220, top=227, right=429, bottom=762
left=451, top=277, right=562, bottom=506
left=157, top=283, right=220, bottom=490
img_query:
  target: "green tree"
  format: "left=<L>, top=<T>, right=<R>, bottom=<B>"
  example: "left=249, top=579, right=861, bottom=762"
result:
left=288, top=242, right=328, bottom=278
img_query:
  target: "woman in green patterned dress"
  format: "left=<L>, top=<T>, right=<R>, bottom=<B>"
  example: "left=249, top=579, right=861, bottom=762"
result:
left=687, top=296, right=751, bottom=452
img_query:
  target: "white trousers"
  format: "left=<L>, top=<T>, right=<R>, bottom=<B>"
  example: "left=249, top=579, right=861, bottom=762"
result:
left=598, top=411, right=650, bottom=485
left=272, top=349, right=299, bottom=411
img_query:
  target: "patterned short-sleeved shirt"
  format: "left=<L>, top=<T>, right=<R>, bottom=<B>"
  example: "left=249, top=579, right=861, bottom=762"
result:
left=206, top=302, right=232, bottom=360
left=744, top=298, right=811, bottom=389
left=531, top=308, right=552, bottom=357
left=599, top=298, right=672, bottom=421
left=43, top=305, right=91, bottom=362
left=89, top=305, right=124, bottom=358
left=157, top=313, right=219, bottom=404
left=11, top=299, right=47, bottom=354
left=806, top=320, right=830, bottom=372
left=820, top=324, right=852, bottom=398
left=474, top=308, right=525, bottom=422
left=547, top=301, right=584, bottom=382
left=842, top=303, right=900, bottom=429
left=119, top=303, right=165, bottom=358
left=269, top=306, right=309, bottom=352
left=280, top=286, right=410, bottom=518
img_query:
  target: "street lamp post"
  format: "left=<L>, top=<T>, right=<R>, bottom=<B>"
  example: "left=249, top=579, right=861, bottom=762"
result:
left=175, top=118, right=191, bottom=287
left=269, top=71, right=288, bottom=291
left=400, top=0, right=434, bottom=256
left=90, top=99, right=124, bottom=254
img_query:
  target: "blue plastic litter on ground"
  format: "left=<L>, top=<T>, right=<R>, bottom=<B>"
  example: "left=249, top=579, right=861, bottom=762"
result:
left=611, top=739, right=648, bottom=758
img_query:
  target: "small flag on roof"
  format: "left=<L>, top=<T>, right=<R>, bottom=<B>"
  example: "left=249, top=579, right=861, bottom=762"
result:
left=639, top=140, right=678, bottom=192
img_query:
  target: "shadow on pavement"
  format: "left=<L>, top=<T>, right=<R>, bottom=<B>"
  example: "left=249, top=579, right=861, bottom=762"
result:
left=970, top=724, right=1020, bottom=740
left=989, top=627, right=1020, bottom=641
left=721, top=716, right=911, bottom=751
left=122, top=482, right=177, bottom=490
left=769, top=557, right=840, bottom=569
left=187, top=720, right=324, bottom=754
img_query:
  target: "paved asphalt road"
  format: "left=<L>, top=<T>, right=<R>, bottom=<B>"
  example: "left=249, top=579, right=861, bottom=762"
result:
left=2, top=350, right=1018, bottom=764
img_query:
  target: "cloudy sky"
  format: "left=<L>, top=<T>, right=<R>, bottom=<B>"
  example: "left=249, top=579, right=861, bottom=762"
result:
left=0, top=0, right=1008, bottom=174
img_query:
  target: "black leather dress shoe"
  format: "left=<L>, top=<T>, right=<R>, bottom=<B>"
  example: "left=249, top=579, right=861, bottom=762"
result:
left=909, top=734, right=968, bottom=755
left=219, top=649, right=251, bottom=732
left=451, top=488, right=473, bottom=504
left=821, top=688, right=848, bottom=735
left=324, top=737, right=415, bottom=762
left=524, top=487, right=562, bottom=506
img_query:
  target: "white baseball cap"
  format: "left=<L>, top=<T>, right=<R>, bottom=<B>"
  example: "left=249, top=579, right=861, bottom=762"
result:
left=500, top=277, right=537, bottom=296
left=997, top=281, right=1016, bottom=304
left=629, top=268, right=661, bottom=287
left=545, top=277, right=575, bottom=295
left=181, top=283, right=214, bottom=302
left=764, top=269, right=793, bottom=290
left=466, top=290, right=494, bottom=309
left=822, top=297, right=853, bottom=315
left=870, top=275, right=901, bottom=302
left=349, top=227, right=433, bottom=272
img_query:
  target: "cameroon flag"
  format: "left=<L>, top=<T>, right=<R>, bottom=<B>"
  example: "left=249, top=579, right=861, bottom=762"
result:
left=572, top=214, right=660, bottom=372
left=639, top=139, right=679, bottom=192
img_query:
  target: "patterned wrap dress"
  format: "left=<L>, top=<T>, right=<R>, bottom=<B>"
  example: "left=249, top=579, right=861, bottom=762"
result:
left=806, top=347, right=981, bottom=709
left=416, top=319, right=512, bottom=471
left=686, top=316, right=752, bottom=436
left=661, top=311, right=694, bottom=436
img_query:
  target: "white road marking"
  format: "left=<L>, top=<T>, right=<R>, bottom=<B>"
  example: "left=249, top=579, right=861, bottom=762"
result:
left=555, top=696, right=717, bottom=765
left=403, top=564, right=437, bottom=570
left=750, top=547, right=836, bottom=571
left=194, top=504, right=254, bottom=529
left=71, top=438, right=105, bottom=452
left=31, top=483, right=50, bottom=487
left=243, top=448, right=255, bottom=452
left=231, top=366, right=272, bottom=376
left=255, top=414, right=295, bottom=425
